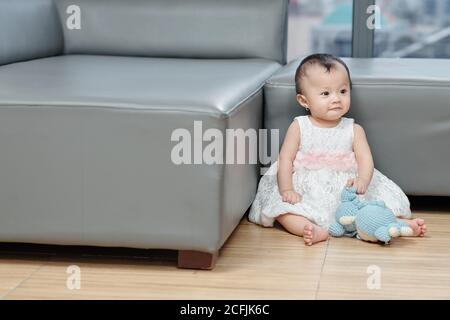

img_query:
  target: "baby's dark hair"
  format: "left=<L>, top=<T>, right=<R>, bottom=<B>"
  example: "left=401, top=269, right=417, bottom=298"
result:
left=295, top=53, right=352, bottom=95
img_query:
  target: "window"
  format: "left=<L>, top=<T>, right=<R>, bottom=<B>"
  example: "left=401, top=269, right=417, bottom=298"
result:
left=287, top=0, right=354, bottom=62
left=374, top=0, right=450, bottom=58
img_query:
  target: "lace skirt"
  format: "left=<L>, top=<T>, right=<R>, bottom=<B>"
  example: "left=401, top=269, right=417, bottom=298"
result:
left=248, top=161, right=411, bottom=229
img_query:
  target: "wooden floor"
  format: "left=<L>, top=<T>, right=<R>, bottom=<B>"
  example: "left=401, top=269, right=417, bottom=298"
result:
left=1, top=196, right=449, bottom=300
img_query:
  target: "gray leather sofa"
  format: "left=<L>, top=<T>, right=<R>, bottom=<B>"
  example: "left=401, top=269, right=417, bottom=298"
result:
left=264, top=57, right=450, bottom=196
left=0, top=0, right=288, bottom=269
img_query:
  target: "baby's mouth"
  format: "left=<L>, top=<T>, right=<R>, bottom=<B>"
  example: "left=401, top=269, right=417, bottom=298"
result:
left=329, top=107, right=342, bottom=111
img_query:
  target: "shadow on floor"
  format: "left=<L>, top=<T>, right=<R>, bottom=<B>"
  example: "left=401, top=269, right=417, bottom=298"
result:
left=0, top=242, right=178, bottom=266
left=409, top=195, right=450, bottom=212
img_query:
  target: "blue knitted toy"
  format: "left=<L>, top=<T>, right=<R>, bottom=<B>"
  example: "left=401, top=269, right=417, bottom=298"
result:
left=355, top=200, right=413, bottom=244
left=329, top=187, right=363, bottom=238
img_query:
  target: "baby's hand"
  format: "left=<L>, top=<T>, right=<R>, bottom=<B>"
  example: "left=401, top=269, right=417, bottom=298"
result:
left=346, top=177, right=369, bottom=195
left=281, top=190, right=302, bottom=204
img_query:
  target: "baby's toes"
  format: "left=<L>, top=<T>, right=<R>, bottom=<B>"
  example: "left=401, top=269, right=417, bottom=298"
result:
left=420, top=225, right=427, bottom=236
left=303, top=236, right=313, bottom=246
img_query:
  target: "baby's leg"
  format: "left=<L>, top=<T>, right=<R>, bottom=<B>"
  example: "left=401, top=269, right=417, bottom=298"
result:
left=398, top=217, right=427, bottom=237
left=276, top=213, right=329, bottom=246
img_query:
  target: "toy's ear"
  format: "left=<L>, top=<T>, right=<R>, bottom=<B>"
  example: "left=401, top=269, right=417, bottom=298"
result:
left=341, top=187, right=357, bottom=201
left=329, top=222, right=346, bottom=237
left=374, top=226, right=391, bottom=244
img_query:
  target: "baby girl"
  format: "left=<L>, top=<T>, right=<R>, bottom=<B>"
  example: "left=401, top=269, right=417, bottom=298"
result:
left=249, top=53, right=427, bottom=245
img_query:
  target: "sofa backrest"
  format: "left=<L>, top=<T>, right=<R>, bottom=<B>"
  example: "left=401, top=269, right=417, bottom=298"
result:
left=0, top=0, right=64, bottom=66
left=54, top=0, right=288, bottom=64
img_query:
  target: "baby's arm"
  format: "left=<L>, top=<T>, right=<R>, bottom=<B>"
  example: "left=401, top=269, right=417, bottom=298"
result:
left=348, top=124, right=374, bottom=194
left=277, top=120, right=302, bottom=204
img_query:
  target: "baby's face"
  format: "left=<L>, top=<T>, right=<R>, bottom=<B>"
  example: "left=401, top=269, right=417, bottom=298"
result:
left=297, top=63, right=351, bottom=122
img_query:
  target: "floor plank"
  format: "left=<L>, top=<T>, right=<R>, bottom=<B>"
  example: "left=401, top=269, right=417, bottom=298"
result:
left=2, top=219, right=327, bottom=299
left=0, top=209, right=448, bottom=299
left=0, top=253, right=50, bottom=299
left=316, top=212, right=450, bottom=299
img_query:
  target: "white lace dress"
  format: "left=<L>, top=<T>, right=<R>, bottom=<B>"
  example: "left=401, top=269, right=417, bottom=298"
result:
left=248, top=115, right=411, bottom=229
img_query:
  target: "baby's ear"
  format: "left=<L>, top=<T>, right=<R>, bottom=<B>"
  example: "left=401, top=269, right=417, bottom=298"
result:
left=296, top=94, right=308, bottom=108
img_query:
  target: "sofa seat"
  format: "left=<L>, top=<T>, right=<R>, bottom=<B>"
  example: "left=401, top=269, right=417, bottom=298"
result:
left=0, top=54, right=280, bottom=258
left=0, top=55, right=280, bottom=116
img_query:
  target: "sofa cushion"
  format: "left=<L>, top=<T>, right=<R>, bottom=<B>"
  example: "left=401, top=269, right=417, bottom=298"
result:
left=0, top=55, right=280, bottom=116
left=54, top=0, right=288, bottom=64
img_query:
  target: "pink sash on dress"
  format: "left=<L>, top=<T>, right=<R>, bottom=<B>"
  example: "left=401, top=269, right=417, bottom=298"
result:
left=293, top=150, right=357, bottom=172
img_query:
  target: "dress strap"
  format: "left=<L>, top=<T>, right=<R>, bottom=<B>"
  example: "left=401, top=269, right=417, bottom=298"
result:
left=295, top=115, right=303, bottom=128
left=295, top=116, right=309, bottom=150
left=343, top=117, right=355, bottom=142
left=295, top=115, right=309, bottom=132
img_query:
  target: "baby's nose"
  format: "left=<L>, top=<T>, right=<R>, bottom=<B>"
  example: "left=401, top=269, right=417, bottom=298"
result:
left=332, top=94, right=341, bottom=103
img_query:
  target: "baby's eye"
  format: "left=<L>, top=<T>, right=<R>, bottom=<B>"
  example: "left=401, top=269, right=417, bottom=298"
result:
left=340, top=89, right=347, bottom=94
left=320, top=91, right=329, bottom=96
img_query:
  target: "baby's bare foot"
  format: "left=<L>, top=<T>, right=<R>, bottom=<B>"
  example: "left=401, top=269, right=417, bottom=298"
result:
left=303, top=223, right=329, bottom=246
left=404, top=218, right=427, bottom=237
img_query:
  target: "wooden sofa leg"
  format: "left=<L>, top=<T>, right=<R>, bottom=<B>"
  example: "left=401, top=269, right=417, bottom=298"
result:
left=177, top=250, right=218, bottom=270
